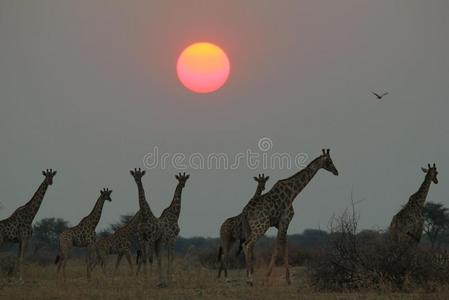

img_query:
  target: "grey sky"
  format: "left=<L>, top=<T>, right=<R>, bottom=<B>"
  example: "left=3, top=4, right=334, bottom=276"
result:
left=1, top=1, right=448, bottom=237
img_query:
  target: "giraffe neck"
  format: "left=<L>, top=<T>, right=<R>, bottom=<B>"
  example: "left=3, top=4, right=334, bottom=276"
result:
left=161, top=183, right=184, bottom=222
left=135, top=179, right=155, bottom=220
left=409, top=174, right=432, bottom=209
left=17, top=180, right=49, bottom=222
left=252, top=183, right=265, bottom=199
left=81, top=196, right=107, bottom=230
left=280, top=155, right=324, bottom=204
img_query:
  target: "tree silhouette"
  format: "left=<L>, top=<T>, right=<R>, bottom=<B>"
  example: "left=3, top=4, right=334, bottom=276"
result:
left=32, top=218, right=69, bottom=253
left=109, top=214, right=135, bottom=232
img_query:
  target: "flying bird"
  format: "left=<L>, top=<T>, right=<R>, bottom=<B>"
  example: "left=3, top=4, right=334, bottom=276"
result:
left=371, top=91, right=389, bottom=100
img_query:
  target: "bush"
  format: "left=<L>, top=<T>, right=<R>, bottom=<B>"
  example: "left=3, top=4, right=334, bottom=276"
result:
left=308, top=203, right=449, bottom=291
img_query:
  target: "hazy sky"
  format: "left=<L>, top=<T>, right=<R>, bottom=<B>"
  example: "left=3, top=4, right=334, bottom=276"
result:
left=1, top=1, right=448, bottom=237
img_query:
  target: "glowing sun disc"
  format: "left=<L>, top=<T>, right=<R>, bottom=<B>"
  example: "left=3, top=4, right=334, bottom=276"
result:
left=177, top=42, right=230, bottom=93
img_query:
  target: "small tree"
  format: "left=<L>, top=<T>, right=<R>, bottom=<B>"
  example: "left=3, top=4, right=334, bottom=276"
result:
left=423, top=202, right=449, bottom=249
left=32, top=218, right=69, bottom=253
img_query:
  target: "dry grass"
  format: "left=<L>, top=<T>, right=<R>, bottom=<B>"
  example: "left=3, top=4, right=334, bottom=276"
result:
left=0, top=258, right=448, bottom=300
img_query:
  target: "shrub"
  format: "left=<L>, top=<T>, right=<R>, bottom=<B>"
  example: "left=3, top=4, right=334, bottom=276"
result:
left=308, top=202, right=449, bottom=291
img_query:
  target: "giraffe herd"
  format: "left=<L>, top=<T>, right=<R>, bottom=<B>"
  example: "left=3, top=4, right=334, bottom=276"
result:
left=0, top=151, right=440, bottom=286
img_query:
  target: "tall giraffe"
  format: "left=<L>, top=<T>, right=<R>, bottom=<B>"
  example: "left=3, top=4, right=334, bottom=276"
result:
left=55, top=188, right=112, bottom=280
left=158, top=172, right=189, bottom=282
left=130, top=168, right=164, bottom=285
left=87, top=211, right=141, bottom=278
left=390, top=164, right=438, bottom=247
left=217, top=174, right=269, bottom=280
left=242, top=149, right=339, bottom=285
left=0, top=169, right=56, bottom=280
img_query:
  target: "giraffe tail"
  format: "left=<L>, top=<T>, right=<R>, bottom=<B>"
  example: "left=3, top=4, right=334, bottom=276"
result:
left=236, top=238, right=245, bottom=256
left=217, top=246, right=223, bottom=261
left=54, top=255, right=60, bottom=265
left=136, top=249, right=142, bottom=265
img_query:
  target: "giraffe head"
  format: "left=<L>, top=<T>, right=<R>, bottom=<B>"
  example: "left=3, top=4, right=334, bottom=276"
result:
left=130, top=168, right=146, bottom=182
left=42, top=169, right=57, bottom=185
left=100, top=188, right=113, bottom=202
left=321, top=149, right=339, bottom=176
left=175, top=172, right=190, bottom=188
left=421, top=163, right=438, bottom=184
left=253, top=174, right=270, bottom=191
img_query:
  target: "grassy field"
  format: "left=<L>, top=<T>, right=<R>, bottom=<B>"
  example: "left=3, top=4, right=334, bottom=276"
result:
left=0, top=258, right=448, bottom=300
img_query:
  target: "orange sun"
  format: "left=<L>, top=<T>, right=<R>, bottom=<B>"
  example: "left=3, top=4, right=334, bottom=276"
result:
left=177, top=42, right=230, bottom=94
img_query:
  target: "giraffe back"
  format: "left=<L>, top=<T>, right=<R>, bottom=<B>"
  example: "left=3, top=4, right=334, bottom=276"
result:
left=244, top=181, right=295, bottom=227
left=220, top=214, right=243, bottom=241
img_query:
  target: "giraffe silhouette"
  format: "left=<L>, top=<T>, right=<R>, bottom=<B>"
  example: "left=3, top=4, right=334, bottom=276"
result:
left=242, top=149, right=339, bottom=285
left=390, top=164, right=438, bottom=247
left=217, top=174, right=269, bottom=280
left=87, top=211, right=141, bottom=278
left=0, top=169, right=56, bottom=280
left=158, top=172, right=189, bottom=282
left=55, top=188, right=112, bottom=280
left=130, top=168, right=165, bottom=286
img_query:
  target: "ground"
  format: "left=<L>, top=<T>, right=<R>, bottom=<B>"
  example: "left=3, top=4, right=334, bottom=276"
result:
left=0, top=259, right=448, bottom=300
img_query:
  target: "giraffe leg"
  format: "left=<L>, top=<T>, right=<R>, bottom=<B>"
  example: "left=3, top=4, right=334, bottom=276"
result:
left=142, top=242, right=149, bottom=277
left=243, top=219, right=269, bottom=287
left=56, top=256, right=63, bottom=274
left=114, top=254, right=123, bottom=275
left=17, top=238, right=28, bottom=281
left=282, top=235, right=291, bottom=285
left=268, top=222, right=290, bottom=284
left=136, top=242, right=147, bottom=276
left=243, top=236, right=257, bottom=286
left=217, top=246, right=224, bottom=278
left=88, top=256, right=97, bottom=277
left=148, top=246, right=153, bottom=273
left=100, top=257, right=106, bottom=275
left=86, top=254, right=94, bottom=279
left=167, top=243, right=175, bottom=282
left=218, top=238, right=232, bottom=279
left=223, top=239, right=234, bottom=280
left=266, top=236, right=279, bottom=278
left=61, top=251, right=69, bottom=281
left=16, top=240, right=23, bottom=279
left=167, top=246, right=171, bottom=282
left=124, top=250, right=134, bottom=275
left=223, top=250, right=230, bottom=280
left=57, top=239, right=71, bottom=281
left=154, top=240, right=166, bottom=287
left=86, top=243, right=95, bottom=280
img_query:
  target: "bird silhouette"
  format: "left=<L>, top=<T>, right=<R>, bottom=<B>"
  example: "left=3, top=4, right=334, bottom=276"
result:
left=371, top=91, right=389, bottom=100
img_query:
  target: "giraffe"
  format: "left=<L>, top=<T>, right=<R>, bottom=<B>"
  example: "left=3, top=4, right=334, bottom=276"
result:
left=157, top=172, right=190, bottom=282
left=0, top=169, right=56, bottom=280
left=242, top=149, right=339, bottom=285
left=390, top=163, right=438, bottom=247
left=87, top=211, right=141, bottom=278
left=55, top=188, right=112, bottom=280
left=217, top=174, right=269, bottom=280
left=129, top=168, right=164, bottom=286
